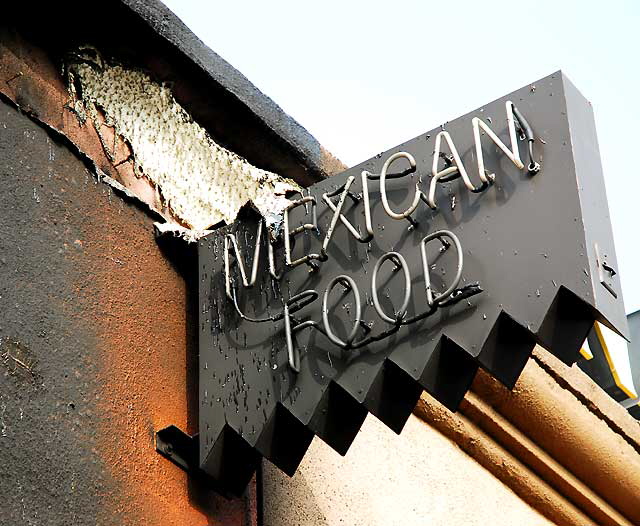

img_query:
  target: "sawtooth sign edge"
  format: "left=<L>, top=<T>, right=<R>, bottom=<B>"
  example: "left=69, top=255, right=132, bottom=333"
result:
left=163, top=72, right=628, bottom=496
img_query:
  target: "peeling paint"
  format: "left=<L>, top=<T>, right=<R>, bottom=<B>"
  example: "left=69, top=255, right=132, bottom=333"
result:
left=153, top=221, right=213, bottom=244
left=66, top=46, right=301, bottom=236
left=1, top=338, right=37, bottom=380
left=1, top=402, right=7, bottom=438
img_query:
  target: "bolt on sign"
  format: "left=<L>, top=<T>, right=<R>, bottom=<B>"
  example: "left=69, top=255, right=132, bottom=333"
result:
left=158, top=72, right=628, bottom=495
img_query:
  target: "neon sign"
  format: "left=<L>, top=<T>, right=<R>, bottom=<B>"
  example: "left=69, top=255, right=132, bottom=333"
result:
left=224, top=100, right=541, bottom=372
left=157, top=72, right=629, bottom=496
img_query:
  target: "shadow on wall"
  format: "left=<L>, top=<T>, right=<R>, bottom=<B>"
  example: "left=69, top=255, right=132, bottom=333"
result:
left=157, top=234, right=257, bottom=522
left=262, top=463, right=329, bottom=526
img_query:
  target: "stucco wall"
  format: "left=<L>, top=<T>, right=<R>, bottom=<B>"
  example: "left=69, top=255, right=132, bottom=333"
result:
left=262, top=413, right=553, bottom=526
left=0, top=98, right=251, bottom=525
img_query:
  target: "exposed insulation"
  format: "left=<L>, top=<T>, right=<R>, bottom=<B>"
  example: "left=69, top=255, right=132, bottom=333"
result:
left=66, top=47, right=301, bottom=234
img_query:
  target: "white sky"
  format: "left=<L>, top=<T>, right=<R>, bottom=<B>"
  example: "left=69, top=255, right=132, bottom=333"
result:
left=162, top=0, right=640, bottom=314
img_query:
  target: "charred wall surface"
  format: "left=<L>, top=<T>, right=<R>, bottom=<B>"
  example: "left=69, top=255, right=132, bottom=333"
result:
left=0, top=99, right=251, bottom=525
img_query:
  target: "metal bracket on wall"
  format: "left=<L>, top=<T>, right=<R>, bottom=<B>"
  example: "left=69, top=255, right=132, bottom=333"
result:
left=156, top=425, right=261, bottom=497
left=155, top=425, right=200, bottom=475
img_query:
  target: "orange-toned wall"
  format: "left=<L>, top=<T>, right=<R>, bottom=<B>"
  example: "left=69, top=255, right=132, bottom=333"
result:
left=0, top=96, right=252, bottom=525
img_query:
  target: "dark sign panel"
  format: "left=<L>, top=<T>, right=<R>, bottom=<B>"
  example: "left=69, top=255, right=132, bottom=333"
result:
left=186, top=72, right=627, bottom=495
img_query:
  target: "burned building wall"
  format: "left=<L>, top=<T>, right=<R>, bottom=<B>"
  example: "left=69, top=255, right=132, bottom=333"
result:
left=0, top=97, right=254, bottom=525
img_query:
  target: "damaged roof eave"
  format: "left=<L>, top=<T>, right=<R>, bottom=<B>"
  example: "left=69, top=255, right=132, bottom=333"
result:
left=118, top=0, right=340, bottom=186
left=2, top=0, right=348, bottom=239
left=4, top=0, right=345, bottom=186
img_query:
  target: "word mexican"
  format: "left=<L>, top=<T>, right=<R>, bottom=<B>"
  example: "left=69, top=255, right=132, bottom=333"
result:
left=223, top=101, right=539, bottom=371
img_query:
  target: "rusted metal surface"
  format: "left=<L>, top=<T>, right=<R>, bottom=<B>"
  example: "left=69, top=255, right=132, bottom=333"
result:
left=0, top=96, right=252, bottom=524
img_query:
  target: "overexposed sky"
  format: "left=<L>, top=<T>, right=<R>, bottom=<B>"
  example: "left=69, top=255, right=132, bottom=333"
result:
left=162, top=0, right=640, bottom=313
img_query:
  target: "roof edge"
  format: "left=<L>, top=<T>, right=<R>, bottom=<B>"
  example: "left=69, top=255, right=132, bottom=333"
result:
left=119, top=0, right=337, bottom=180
